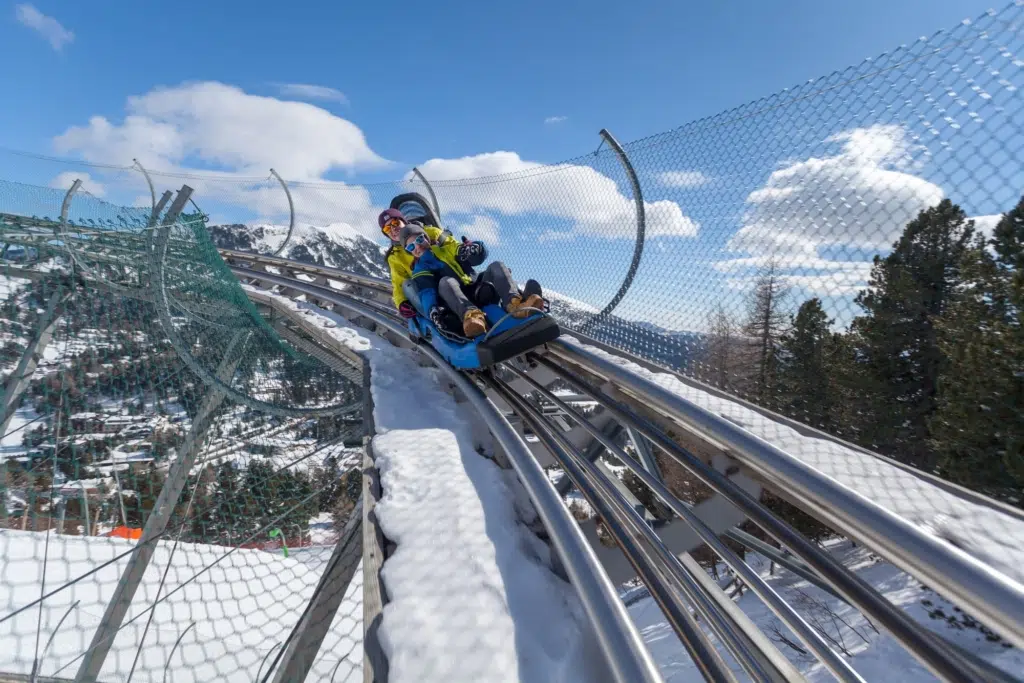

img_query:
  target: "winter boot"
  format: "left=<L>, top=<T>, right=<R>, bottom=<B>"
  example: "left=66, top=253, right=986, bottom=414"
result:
left=507, top=294, right=545, bottom=319
left=462, top=308, right=487, bottom=338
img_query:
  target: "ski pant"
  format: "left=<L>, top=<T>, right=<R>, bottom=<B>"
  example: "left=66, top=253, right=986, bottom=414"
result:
left=438, top=261, right=518, bottom=319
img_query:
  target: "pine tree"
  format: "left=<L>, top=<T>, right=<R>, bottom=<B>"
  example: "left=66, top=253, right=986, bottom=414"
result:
left=849, top=199, right=975, bottom=469
left=743, top=261, right=791, bottom=406
left=776, top=298, right=842, bottom=430
left=930, top=196, right=1024, bottom=503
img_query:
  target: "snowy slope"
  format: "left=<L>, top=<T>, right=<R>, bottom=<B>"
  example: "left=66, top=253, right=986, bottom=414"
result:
left=0, top=530, right=362, bottom=682
left=630, top=540, right=1022, bottom=681
left=255, top=288, right=610, bottom=683
left=562, top=335, right=1024, bottom=589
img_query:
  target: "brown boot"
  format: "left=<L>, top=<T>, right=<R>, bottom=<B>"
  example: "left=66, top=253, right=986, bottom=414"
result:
left=507, top=294, right=544, bottom=319
left=462, top=308, right=487, bottom=338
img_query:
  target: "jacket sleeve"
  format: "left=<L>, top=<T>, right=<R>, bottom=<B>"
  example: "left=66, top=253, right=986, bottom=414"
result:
left=389, top=252, right=409, bottom=309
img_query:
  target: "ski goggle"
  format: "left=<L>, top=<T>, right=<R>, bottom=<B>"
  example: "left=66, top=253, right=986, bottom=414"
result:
left=381, top=218, right=403, bottom=235
left=404, top=234, right=429, bottom=253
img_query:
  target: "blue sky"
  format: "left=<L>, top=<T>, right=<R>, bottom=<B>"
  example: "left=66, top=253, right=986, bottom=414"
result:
left=0, top=0, right=1018, bottom=332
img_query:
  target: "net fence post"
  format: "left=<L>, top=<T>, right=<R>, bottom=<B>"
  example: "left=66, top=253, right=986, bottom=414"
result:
left=411, top=167, right=442, bottom=223
left=269, top=168, right=296, bottom=257
left=73, top=331, right=248, bottom=682
left=0, top=284, right=68, bottom=437
left=133, top=159, right=157, bottom=216
left=578, top=129, right=646, bottom=334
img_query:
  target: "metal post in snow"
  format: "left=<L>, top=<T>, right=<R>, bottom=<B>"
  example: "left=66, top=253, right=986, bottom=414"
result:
left=74, top=332, right=246, bottom=683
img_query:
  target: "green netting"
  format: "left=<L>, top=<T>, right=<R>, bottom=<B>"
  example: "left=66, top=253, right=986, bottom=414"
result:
left=0, top=180, right=367, bottom=682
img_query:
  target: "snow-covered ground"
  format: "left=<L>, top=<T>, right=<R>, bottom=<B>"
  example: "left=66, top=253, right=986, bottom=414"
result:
left=0, top=530, right=361, bottom=682
left=630, top=539, right=1023, bottom=682
left=262, top=289, right=609, bottom=683
left=562, top=336, right=1024, bottom=589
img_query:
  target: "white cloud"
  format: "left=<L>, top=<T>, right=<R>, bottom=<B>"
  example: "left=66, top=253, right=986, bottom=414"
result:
left=412, top=151, right=698, bottom=240
left=54, top=81, right=388, bottom=180
left=657, top=170, right=711, bottom=188
left=724, top=262, right=873, bottom=297
left=715, top=124, right=945, bottom=299
left=52, top=81, right=393, bottom=240
left=50, top=171, right=105, bottom=197
left=453, top=215, right=500, bottom=245
left=537, top=230, right=576, bottom=243
left=273, top=83, right=348, bottom=105
left=15, top=4, right=73, bottom=51
left=544, top=116, right=568, bottom=125
left=728, top=124, right=943, bottom=256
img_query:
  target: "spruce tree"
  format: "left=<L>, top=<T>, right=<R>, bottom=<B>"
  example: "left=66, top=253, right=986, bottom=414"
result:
left=776, top=298, right=841, bottom=430
left=930, top=196, right=1024, bottom=502
left=849, top=199, right=975, bottom=469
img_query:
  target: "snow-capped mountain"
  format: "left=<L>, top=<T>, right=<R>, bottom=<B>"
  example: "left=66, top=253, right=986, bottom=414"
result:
left=208, top=222, right=389, bottom=279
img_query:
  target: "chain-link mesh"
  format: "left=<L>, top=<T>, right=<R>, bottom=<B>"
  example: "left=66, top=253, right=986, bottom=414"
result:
left=0, top=180, right=368, bottom=681
left=104, top=4, right=1021, bottom=506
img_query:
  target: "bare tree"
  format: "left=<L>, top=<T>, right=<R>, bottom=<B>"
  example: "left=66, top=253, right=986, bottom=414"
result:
left=743, top=260, right=792, bottom=405
left=702, top=303, right=744, bottom=392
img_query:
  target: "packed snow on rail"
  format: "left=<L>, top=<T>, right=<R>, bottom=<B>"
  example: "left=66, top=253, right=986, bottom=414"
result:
left=392, top=193, right=561, bottom=370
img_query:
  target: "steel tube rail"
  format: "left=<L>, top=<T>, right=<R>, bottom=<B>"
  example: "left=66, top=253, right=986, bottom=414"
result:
left=489, top=378, right=745, bottom=683
left=510, top=365, right=860, bottom=682
left=548, top=337, right=1024, bottom=653
left=227, top=267, right=665, bottom=683
left=220, top=249, right=391, bottom=293
left=534, top=353, right=985, bottom=683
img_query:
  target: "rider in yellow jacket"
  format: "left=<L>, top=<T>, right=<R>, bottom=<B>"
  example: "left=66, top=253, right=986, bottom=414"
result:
left=379, top=208, right=447, bottom=315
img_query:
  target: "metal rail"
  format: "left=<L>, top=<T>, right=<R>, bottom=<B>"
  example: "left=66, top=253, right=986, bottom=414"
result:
left=223, top=266, right=666, bottom=683
left=547, top=338, right=1024, bottom=655
left=227, top=258, right=1024, bottom=683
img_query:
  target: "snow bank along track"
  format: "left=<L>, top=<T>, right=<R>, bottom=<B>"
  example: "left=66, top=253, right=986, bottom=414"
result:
left=222, top=247, right=1024, bottom=683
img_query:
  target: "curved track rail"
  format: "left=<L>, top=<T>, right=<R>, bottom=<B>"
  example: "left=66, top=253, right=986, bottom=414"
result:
left=222, top=248, right=1024, bottom=683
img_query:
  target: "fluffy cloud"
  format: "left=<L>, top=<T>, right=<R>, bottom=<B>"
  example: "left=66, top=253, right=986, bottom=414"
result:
left=728, top=124, right=943, bottom=256
left=544, top=116, right=568, bottom=125
left=15, top=4, right=73, bottom=51
left=657, top=170, right=710, bottom=188
left=453, top=215, right=500, bottom=245
left=716, top=124, right=945, bottom=297
left=272, top=83, right=348, bottom=105
left=54, top=81, right=388, bottom=180
left=412, top=151, right=698, bottom=240
left=50, top=171, right=105, bottom=197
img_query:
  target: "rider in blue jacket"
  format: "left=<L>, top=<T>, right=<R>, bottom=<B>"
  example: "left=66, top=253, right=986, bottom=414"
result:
left=400, top=224, right=543, bottom=338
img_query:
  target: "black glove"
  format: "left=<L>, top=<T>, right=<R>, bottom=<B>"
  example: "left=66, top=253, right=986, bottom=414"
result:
left=457, top=240, right=487, bottom=267
left=398, top=301, right=417, bottom=319
left=428, top=306, right=446, bottom=329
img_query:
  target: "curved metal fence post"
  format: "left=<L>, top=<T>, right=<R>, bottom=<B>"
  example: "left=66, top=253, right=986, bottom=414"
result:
left=578, top=129, right=646, bottom=335
left=59, top=179, right=83, bottom=237
left=411, top=167, right=442, bottom=223
left=133, top=159, right=157, bottom=216
left=269, top=169, right=296, bottom=257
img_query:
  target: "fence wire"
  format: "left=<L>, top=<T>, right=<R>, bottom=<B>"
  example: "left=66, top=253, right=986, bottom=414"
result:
left=0, top=4, right=1022, bottom=682
left=0, top=182, right=368, bottom=682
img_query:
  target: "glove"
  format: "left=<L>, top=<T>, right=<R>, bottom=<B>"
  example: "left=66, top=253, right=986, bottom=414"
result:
left=398, top=301, right=417, bottom=319
left=457, top=240, right=486, bottom=266
left=428, top=306, right=446, bottom=329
